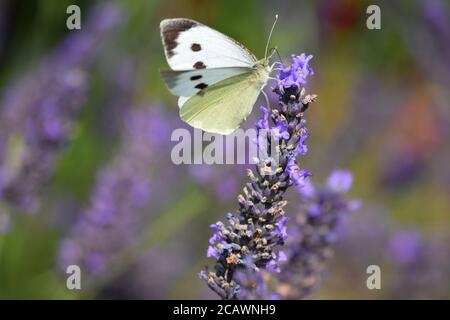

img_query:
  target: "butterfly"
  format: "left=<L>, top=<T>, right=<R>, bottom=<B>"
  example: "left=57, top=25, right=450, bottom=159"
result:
left=160, top=17, right=278, bottom=135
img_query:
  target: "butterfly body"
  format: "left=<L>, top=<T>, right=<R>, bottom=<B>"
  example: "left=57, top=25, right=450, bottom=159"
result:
left=160, top=18, right=273, bottom=134
left=252, top=58, right=272, bottom=88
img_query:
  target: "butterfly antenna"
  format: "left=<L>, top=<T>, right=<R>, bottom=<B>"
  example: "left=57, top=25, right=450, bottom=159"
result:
left=265, top=14, right=279, bottom=60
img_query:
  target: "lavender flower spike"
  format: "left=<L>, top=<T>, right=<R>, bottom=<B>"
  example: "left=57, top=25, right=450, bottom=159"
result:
left=201, top=54, right=316, bottom=299
left=235, top=170, right=360, bottom=299
left=58, top=106, right=174, bottom=279
left=268, top=170, right=360, bottom=299
left=0, top=3, right=122, bottom=213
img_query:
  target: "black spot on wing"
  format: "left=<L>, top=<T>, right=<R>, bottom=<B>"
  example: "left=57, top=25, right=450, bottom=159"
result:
left=161, top=19, right=198, bottom=58
left=193, top=61, right=206, bottom=69
left=191, top=43, right=201, bottom=51
left=195, top=83, right=208, bottom=90
left=190, top=75, right=202, bottom=81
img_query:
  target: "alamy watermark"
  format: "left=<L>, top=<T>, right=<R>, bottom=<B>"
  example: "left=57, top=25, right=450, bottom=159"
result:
left=66, top=265, right=81, bottom=290
left=171, top=127, right=287, bottom=175
left=66, top=5, right=81, bottom=30
left=366, top=4, right=381, bottom=30
left=366, top=265, right=381, bottom=290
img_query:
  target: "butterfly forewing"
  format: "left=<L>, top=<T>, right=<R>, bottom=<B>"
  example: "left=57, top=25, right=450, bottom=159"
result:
left=160, top=18, right=257, bottom=70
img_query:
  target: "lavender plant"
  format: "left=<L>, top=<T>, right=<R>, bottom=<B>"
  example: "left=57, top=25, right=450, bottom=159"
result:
left=58, top=106, right=176, bottom=279
left=267, top=171, right=359, bottom=299
left=0, top=4, right=122, bottom=214
left=234, top=170, right=359, bottom=299
left=200, top=54, right=317, bottom=299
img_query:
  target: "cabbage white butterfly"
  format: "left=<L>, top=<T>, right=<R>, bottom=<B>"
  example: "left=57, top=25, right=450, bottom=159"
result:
left=160, top=16, right=278, bottom=134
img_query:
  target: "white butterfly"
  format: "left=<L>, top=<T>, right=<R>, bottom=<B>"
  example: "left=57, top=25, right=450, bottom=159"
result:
left=160, top=17, right=278, bottom=134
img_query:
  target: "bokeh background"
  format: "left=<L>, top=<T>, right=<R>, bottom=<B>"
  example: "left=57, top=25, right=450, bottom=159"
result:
left=0, top=0, right=449, bottom=299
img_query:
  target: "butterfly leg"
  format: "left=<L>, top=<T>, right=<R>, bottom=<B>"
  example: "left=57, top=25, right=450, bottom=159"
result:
left=271, top=61, right=284, bottom=68
left=261, top=90, right=270, bottom=108
left=270, top=62, right=284, bottom=75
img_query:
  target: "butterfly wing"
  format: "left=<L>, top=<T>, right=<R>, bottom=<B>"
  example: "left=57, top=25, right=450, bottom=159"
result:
left=180, top=71, right=265, bottom=135
left=160, top=18, right=257, bottom=70
left=160, top=67, right=250, bottom=98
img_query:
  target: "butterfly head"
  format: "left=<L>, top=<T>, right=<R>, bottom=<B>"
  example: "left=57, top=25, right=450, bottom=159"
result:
left=253, top=57, right=272, bottom=75
left=254, top=48, right=277, bottom=75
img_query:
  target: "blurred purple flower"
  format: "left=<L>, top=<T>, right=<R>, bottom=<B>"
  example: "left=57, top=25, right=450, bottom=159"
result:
left=423, top=0, right=450, bottom=40
left=238, top=170, right=359, bottom=299
left=335, top=210, right=450, bottom=299
left=388, top=230, right=423, bottom=265
left=326, top=169, right=353, bottom=193
left=272, top=171, right=359, bottom=299
left=0, top=3, right=122, bottom=214
left=58, top=106, right=175, bottom=278
left=201, top=54, right=316, bottom=299
left=387, top=231, right=450, bottom=299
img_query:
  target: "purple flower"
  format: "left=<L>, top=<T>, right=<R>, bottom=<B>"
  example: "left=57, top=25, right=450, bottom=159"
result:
left=271, top=117, right=290, bottom=140
left=257, top=106, right=270, bottom=130
left=266, top=251, right=288, bottom=273
left=286, top=158, right=312, bottom=186
left=0, top=3, right=122, bottom=214
left=326, top=169, right=353, bottom=193
left=201, top=54, right=316, bottom=299
left=296, top=133, right=310, bottom=155
left=208, top=223, right=223, bottom=245
left=231, top=269, right=267, bottom=300
left=275, top=217, right=290, bottom=241
left=336, top=208, right=450, bottom=299
left=58, top=106, right=175, bottom=278
left=207, top=246, right=221, bottom=259
left=262, top=170, right=359, bottom=299
left=276, top=54, right=314, bottom=91
left=387, top=232, right=450, bottom=299
left=388, top=230, right=423, bottom=265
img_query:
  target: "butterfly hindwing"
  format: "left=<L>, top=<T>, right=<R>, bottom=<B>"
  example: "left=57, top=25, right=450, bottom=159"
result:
left=160, top=18, right=257, bottom=70
left=180, top=71, right=262, bottom=134
left=160, top=67, right=251, bottom=98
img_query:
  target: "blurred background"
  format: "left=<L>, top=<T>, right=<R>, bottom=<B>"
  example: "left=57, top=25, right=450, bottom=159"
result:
left=0, top=0, right=449, bottom=299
